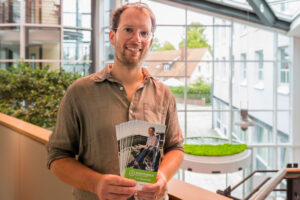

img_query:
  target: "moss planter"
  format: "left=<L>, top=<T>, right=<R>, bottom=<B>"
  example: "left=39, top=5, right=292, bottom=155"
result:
left=181, top=137, right=251, bottom=174
left=184, top=144, right=248, bottom=157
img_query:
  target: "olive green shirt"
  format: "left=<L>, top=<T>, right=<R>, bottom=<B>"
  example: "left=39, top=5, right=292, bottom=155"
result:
left=47, top=65, right=184, bottom=200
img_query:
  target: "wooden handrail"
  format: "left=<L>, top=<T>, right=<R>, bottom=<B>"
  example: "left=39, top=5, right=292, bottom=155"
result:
left=0, top=112, right=51, bottom=144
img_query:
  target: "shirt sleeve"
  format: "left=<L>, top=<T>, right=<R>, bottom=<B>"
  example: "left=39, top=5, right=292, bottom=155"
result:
left=46, top=87, right=80, bottom=169
left=163, top=90, right=184, bottom=154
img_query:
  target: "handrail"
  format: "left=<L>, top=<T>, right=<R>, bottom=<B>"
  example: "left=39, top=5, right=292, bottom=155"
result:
left=0, top=112, right=51, bottom=144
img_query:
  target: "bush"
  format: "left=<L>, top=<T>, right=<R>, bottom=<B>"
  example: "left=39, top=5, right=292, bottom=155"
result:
left=0, top=62, right=81, bottom=129
left=168, top=81, right=211, bottom=103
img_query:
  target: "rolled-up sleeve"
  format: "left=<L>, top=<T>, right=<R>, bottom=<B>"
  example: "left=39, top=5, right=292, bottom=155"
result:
left=163, top=91, right=184, bottom=154
left=46, top=87, right=80, bottom=169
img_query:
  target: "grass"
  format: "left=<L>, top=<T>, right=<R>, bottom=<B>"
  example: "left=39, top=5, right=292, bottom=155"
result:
left=184, top=144, right=247, bottom=156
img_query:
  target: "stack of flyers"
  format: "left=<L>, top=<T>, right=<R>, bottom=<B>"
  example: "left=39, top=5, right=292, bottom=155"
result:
left=116, top=120, right=166, bottom=190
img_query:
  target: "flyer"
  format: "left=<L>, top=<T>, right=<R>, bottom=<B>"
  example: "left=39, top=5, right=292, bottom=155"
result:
left=116, top=120, right=166, bottom=190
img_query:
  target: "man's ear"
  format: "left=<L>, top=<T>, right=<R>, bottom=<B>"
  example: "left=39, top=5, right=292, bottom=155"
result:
left=109, top=29, right=115, bottom=46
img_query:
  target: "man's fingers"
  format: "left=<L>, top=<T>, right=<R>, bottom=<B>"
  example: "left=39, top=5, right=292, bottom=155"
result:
left=104, top=193, right=133, bottom=200
left=107, top=184, right=137, bottom=195
left=105, top=174, right=137, bottom=187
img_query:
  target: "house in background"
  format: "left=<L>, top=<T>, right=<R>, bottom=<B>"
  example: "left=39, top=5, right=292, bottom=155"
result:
left=144, top=48, right=212, bottom=86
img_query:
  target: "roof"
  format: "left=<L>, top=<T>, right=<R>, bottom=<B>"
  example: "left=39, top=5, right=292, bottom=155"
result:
left=144, top=48, right=210, bottom=78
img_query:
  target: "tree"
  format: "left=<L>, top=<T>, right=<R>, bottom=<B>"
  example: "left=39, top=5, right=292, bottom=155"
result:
left=151, top=38, right=175, bottom=51
left=178, top=22, right=211, bottom=51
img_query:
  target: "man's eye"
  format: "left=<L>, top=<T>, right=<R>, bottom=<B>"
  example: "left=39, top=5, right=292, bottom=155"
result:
left=124, top=28, right=133, bottom=33
left=140, top=31, right=149, bottom=37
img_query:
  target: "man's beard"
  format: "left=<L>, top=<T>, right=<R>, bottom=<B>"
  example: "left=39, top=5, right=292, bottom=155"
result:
left=115, top=42, right=148, bottom=68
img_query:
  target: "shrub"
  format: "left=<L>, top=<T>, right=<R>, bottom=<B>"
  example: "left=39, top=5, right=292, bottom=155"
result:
left=0, top=62, right=81, bottom=129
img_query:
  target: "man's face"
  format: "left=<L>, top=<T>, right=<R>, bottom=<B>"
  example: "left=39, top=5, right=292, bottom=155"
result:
left=148, top=128, right=154, bottom=136
left=109, top=8, right=153, bottom=68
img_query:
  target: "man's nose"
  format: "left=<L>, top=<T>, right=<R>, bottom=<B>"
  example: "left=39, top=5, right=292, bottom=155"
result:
left=130, top=30, right=142, bottom=42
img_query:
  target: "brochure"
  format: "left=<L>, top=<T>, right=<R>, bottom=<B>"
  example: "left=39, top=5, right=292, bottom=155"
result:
left=116, top=120, right=166, bottom=190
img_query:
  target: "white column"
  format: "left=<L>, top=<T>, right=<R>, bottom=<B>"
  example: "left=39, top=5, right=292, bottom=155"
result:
left=292, top=37, right=300, bottom=164
left=20, top=0, right=25, bottom=59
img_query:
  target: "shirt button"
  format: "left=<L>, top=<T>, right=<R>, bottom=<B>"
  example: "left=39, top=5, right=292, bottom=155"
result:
left=120, top=87, right=124, bottom=91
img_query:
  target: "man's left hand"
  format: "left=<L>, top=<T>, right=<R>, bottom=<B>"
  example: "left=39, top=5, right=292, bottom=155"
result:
left=137, top=172, right=167, bottom=200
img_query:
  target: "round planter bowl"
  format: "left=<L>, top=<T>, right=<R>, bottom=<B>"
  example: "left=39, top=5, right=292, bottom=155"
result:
left=181, top=137, right=252, bottom=174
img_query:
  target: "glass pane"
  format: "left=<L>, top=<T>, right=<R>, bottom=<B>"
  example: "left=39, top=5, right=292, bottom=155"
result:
left=213, top=57, right=230, bottom=105
left=104, top=0, right=115, bottom=27
left=278, top=147, right=291, bottom=169
left=187, top=10, right=213, bottom=25
left=63, top=62, right=91, bottom=76
left=214, top=17, right=231, bottom=25
left=145, top=0, right=185, bottom=25
left=26, top=27, right=60, bottom=60
left=184, top=170, right=227, bottom=193
left=277, top=111, right=291, bottom=144
left=232, top=109, right=249, bottom=144
left=0, top=27, right=20, bottom=59
left=63, top=0, right=91, bottom=28
left=267, top=0, right=300, bottom=20
left=103, top=28, right=114, bottom=61
left=186, top=111, right=219, bottom=138
left=231, top=60, right=274, bottom=110
left=212, top=101, right=230, bottom=138
left=233, top=23, right=274, bottom=61
left=253, top=147, right=275, bottom=170
left=26, top=0, right=61, bottom=24
left=63, top=29, right=91, bottom=61
left=0, top=0, right=20, bottom=23
left=0, top=61, right=19, bottom=70
left=232, top=111, right=274, bottom=145
left=277, top=35, right=291, bottom=107
left=186, top=26, right=213, bottom=61
left=147, top=26, right=185, bottom=57
left=177, top=110, right=185, bottom=138
left=228, top=170, right=245, bottom=198
left=25, top=61, right=60, bottom=71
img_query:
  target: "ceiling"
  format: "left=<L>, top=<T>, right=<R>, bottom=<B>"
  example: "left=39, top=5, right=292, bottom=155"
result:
left=165, top=0, right=300, bottom=36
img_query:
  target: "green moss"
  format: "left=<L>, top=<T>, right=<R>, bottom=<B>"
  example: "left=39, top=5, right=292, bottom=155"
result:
left=184, top=144, right=247, bottom=156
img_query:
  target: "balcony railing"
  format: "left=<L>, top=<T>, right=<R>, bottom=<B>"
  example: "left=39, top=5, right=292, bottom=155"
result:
left=0, top=112, right=230, bottom=200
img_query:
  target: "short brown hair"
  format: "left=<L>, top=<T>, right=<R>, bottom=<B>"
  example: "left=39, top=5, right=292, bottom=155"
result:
left=149, top=127, right=155, bottom=132
left=111, top=3, right=156, bottom=33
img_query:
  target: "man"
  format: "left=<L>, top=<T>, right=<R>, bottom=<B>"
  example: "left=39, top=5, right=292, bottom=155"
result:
left=47, top=3, right=184, bottom=200
left=132, top=127, right=158, bottom=169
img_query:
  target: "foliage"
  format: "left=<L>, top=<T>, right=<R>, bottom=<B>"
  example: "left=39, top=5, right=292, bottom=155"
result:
left=178, top=22, right=211, bottom=51
left=151, top=37, right=175, bottom=51
left=168, top=81, right=211, bottom=103
left=184, top=144, right=247, bottom=156
left=0, top=62, right=81, bottom=129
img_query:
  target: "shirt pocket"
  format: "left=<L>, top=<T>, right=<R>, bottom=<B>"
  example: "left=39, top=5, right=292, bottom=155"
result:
left=143, top=103, right=166, bottom=124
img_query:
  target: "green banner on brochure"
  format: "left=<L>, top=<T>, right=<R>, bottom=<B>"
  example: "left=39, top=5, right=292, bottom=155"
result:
left=125, top=168, right=157, bottom=183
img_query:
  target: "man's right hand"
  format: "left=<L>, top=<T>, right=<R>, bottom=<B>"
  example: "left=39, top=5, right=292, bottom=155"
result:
left=95, top=174, right=137, bottom=200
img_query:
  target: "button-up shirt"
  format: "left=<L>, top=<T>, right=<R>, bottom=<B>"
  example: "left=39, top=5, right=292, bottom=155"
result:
left=47, top=64, right=184, bottom=200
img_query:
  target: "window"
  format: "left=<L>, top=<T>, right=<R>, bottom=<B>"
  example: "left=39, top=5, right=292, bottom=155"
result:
left=278, top=46, right=289, bottom=84
left=255, top=50, right=264, bottom=81
left=163, top=64, right=170, bottom=72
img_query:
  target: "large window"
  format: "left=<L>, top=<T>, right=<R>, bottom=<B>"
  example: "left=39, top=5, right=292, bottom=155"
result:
left=100, top=0, right=294, bottom=196
left=0, top=0, right=93, bottom=75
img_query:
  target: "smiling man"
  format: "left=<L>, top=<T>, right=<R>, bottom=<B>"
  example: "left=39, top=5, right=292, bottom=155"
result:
left=47, top=3, right=184, bottom=200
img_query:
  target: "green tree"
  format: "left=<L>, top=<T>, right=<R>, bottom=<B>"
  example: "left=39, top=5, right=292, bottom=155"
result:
left=157, top=41, right=175, bottom=51
left=178, top=22, right=211, bottom=51
left=151, top=38, right=175, bottom=51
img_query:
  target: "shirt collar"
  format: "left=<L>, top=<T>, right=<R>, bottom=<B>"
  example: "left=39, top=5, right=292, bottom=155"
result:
left=93, top=64, right=153, bottom=83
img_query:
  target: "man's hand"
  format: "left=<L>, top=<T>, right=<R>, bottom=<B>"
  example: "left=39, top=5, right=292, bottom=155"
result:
left=137, top=172, right=167, bottom=200
left=94, top=174, right=137, bottom=200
